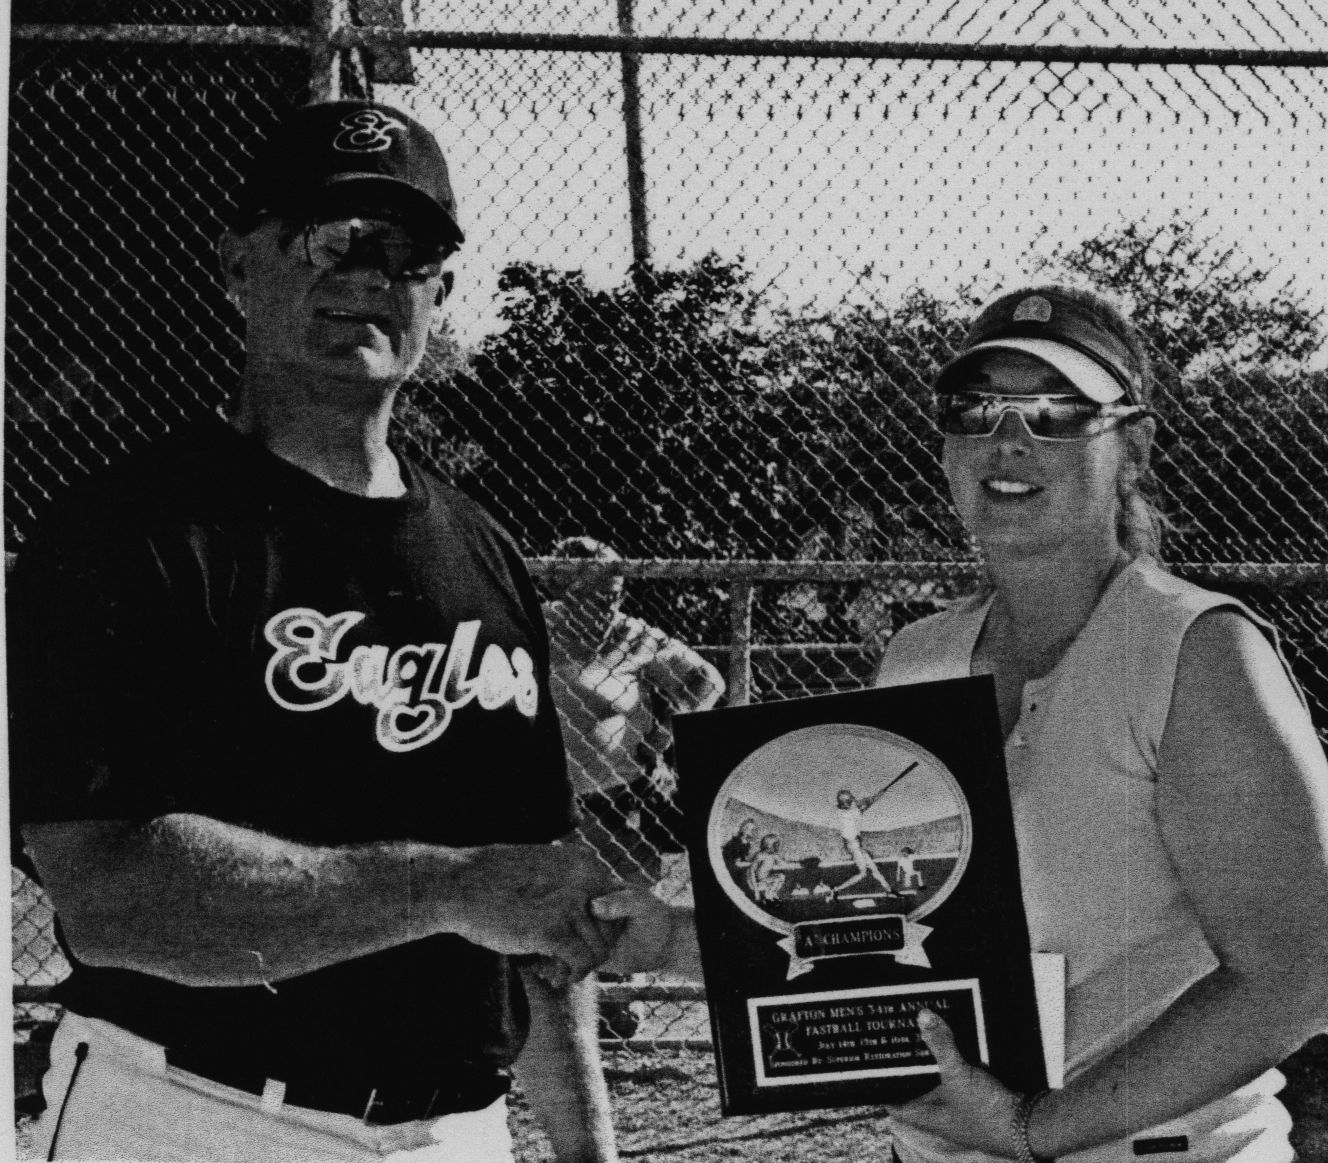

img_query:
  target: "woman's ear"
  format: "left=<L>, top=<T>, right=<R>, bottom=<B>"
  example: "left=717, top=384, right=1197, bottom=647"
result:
left=1125, top=413, right=1157, bottom=477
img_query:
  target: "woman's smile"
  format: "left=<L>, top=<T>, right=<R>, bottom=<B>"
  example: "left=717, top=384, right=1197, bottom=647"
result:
left=980, top=477, right=1043, bottom=500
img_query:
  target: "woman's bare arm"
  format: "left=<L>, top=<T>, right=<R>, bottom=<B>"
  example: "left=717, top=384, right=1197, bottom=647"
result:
left=1020, top=610, right=1328, bottom=1154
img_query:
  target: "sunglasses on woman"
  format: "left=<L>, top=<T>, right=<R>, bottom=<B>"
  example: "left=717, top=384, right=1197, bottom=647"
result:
left=300, top=217, right=448, bottom=283
left=938, top=392, right=1149, bottom=442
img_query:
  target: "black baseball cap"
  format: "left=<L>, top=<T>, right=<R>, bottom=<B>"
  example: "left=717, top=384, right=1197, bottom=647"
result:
left=935, top=285, right=1149, bottom=404
left=231, top=100, right=464, bottom=248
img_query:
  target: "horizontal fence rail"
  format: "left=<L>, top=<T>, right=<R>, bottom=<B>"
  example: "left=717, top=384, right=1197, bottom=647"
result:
left=14, top=25, right=1328, bottom=68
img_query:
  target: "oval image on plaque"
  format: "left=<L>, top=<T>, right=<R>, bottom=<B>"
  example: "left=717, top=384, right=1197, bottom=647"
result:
left=709, top=724, right=972, bottom=935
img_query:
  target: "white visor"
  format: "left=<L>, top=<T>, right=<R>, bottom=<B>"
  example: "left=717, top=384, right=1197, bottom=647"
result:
left=954, top=337, right=1126, bottom=403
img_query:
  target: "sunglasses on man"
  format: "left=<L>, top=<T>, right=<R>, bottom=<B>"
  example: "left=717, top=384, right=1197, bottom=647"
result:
left=300, top=216, right=451, bottom=284
left=938, top=392, right=1149, bottom=442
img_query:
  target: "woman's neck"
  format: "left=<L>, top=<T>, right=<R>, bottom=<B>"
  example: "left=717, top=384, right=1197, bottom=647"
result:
left=983, top=543, right=1131, bottom=679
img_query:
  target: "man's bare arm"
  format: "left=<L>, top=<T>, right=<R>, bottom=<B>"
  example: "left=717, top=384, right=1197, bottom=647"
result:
left=22, top=815, right=617, bottom=987
left=513, top=968, right=618, bottom=1163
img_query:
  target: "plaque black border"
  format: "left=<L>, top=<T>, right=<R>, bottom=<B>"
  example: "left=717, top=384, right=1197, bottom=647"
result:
left=675, top=676, right=1047, bottom=1115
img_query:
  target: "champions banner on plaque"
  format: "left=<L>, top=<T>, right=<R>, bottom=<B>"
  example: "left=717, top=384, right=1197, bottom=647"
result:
left=674, top=676, right=1047, bottom=1115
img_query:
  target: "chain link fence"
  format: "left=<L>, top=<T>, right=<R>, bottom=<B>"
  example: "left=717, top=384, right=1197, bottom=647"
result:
left=8, top=1, right=1328, bottom=1053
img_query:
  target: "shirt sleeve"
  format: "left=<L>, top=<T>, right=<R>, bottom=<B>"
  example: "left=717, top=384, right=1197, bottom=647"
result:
left=870, top=619, right=927, bottom=687
left=871, top=605, right=977, bottom=688
left=7, top=510, right=197, bottom=825
left=479, top=511, right=579, bottom=839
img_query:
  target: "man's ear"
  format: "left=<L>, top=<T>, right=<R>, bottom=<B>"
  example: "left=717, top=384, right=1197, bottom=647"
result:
left=430, top=270, right=454, bottom=334
left=218, top=231, right=248, bottom=309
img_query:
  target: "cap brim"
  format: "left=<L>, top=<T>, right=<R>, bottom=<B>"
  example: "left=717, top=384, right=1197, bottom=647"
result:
left=937, top=337, right=1125, bottom=403
left=292, top=175, right=465, bottom=247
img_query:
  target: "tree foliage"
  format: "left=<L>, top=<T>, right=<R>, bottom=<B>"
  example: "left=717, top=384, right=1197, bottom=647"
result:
left=410, top=257, right=974, bottom=562
left=1037, top=220, right=1327, bottom=559
left=404, top=218, right=1325, bottom=570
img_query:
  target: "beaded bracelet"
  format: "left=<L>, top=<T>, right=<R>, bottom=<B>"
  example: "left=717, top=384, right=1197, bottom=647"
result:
left=1011, top=1090, right=1052, bottom=1163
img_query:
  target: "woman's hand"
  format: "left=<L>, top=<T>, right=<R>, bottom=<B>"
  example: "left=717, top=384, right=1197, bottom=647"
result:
left=888, top=1010, right=1023, bottom=1157
left=590, top=889, right=701, bottom=978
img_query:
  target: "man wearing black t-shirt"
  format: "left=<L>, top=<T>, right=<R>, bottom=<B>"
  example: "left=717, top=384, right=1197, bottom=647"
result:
left=9, top=100, right=620, bottom=1162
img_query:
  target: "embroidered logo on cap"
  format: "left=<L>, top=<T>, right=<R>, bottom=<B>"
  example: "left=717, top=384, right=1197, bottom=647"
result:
left=1012, top=295, right=1053, bottom=323
left=333, top=110, right=407, bottom=154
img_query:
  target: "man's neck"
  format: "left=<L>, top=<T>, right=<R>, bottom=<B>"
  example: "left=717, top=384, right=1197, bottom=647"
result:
left=231, top=370, right=405, bottom=498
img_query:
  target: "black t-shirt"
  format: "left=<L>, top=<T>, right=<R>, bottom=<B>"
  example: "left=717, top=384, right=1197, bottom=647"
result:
left=7, top=421, right=575, bottom=1084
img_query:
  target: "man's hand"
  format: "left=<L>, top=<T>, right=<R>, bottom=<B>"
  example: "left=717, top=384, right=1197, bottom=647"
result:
left=590, top=888, right=699, bottom=977
left=456, top=842, right=620, bottom=978
left=887, top=1010, right=1022, bottom=1156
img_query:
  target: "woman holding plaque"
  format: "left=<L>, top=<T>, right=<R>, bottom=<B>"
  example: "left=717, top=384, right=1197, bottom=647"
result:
left=867, top=284, right=1328, bottom=1162
left=593, top=285, right=1328, bottom=1163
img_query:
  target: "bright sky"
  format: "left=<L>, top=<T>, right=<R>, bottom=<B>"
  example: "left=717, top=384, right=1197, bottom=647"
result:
left=384, top=1, right=1328, bottom=349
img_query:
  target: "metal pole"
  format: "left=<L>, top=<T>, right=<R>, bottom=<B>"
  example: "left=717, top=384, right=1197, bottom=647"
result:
left=728, top=580, right=754, bottom=706
left=309, top=0, right=346, bottom=101
left=617, top=0, right=651, bottom=272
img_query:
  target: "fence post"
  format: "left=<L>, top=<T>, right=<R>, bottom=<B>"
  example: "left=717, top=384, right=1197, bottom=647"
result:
left=309, top=0, right=347, bottom=101
left=617, top=0, right=651, bottom=273
left=727, top=580, right=754, bottom=706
